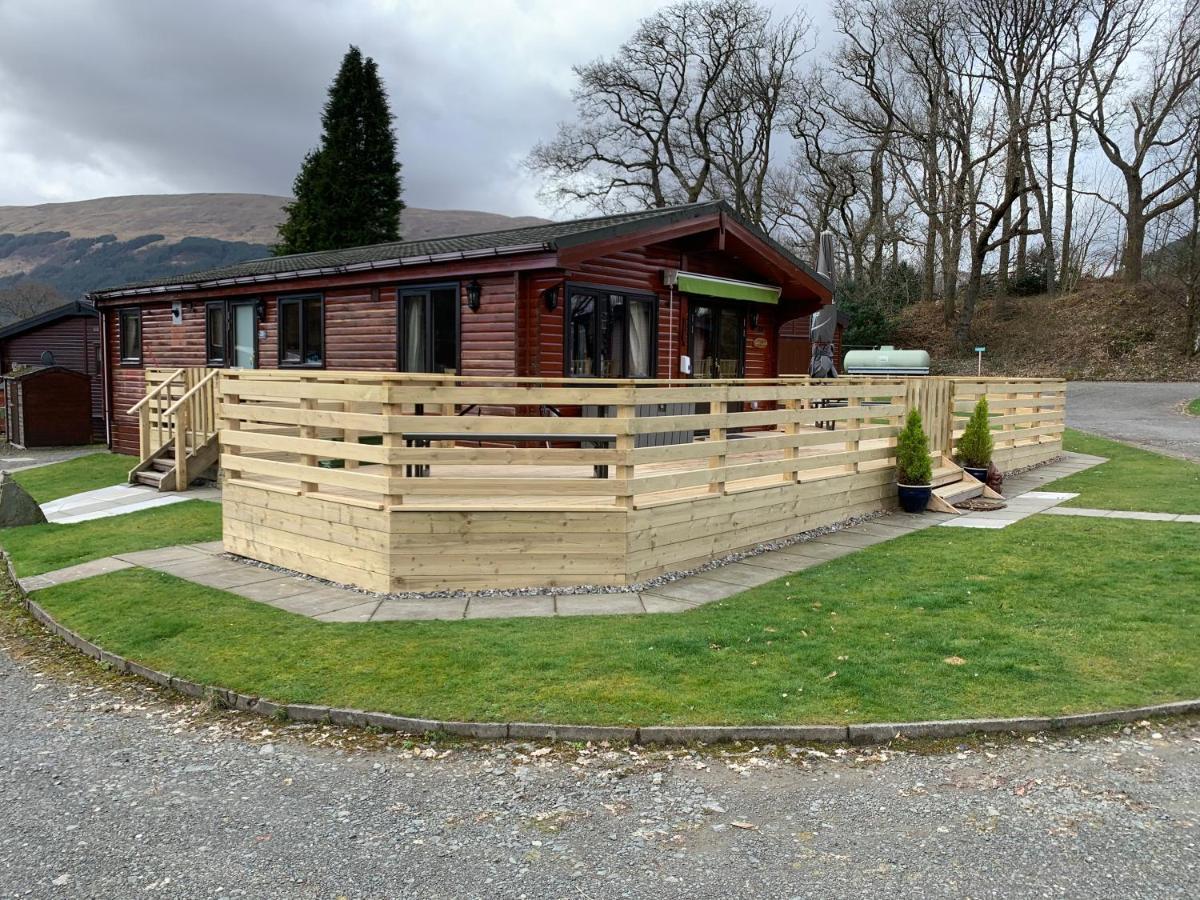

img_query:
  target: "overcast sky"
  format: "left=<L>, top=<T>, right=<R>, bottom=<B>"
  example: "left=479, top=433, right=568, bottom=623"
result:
left=0, top=0, right=829, bottom=218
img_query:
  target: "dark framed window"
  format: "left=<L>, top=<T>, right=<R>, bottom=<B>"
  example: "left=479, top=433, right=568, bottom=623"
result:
left=688, top=300, right=745, bottom=378
left=564, top=285, right=656, bottom=378
left=206, top=300, right=259, bottom=368
left=398, top=283, right=460, bottom=374
left=277, top=294, right=323, bottom=367
left=118, top=307, right=142, bottom=364
left=205, top=302, right=226, bottom=365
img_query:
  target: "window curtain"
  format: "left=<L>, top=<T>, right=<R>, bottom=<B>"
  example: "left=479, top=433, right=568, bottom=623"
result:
left=404, top=296, right=426, bottom=371
left=627, top=301, right=652, bottom=377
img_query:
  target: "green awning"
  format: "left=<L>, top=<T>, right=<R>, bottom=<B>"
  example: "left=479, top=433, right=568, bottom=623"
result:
left=674, top=272, right=781, bottom=305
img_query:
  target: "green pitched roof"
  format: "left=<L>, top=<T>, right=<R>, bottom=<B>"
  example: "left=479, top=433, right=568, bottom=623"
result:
left=89, top=200, right=826, bottom=298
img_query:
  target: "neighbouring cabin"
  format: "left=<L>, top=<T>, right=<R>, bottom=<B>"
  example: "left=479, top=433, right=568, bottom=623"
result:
left=2, top=366, right=94, bottom=448
left=88, top=202, right=834, bottom=456
left=778, top=308, right=848, bottom=375
left=0, top=300, right=103, bottom=442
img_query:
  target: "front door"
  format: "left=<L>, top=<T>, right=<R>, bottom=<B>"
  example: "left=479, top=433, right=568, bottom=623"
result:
left=399, top=285, right=459, bottom=373
left=229, top=301, right=257, bottom=368
left=688, top=301, right=745, bottom=378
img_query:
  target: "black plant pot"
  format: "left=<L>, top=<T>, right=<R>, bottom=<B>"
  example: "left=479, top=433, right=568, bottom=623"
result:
left=964, top=466, right=989, bottom=484
left=897, top=483, right=933, bottom=513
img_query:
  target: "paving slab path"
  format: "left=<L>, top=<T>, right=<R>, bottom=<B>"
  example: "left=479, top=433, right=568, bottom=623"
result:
left=0, top=636, right=1197, bottom=898
left=1068, top=381, right=1200, bottom=460
left=20, top=453, right=1109, bottom=622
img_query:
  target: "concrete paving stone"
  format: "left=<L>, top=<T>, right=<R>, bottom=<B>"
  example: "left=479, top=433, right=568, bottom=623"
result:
left=736, top=552, right=813, bottom=573
left=553, top=593, right=646, bottom=617
left=313, top=600, right=382, bottom=622
left=1041, top=507, right=1115, bottom=518
left=642, top=576, right=734, bottom=605
left=791, top=538, right=862, bottom=558
left=235, top=576, right=322, bottom=603
left=1108, top=510, right=1180, bottom=521
left=1175, top=514, right=1200, bottom=523
left=148, top=557, right=246, bottom=580
left=188, top=565, right=290, bottom=590
left=274, top=589, right=379, bottom=618
left=695, top=562, right=782, bottom=589
left=18, top=575, right=54, bottom=592
left=464, top=595, right=556, bottom=619
left=939, top=518, right=1012, bottom=529
left=849, top=521, right=923, bottom=538
left=639, top=593, right=701, bottom=613
left=188, top=541, right=226, bottom=554
left=813, top=530, right=887, bottom=549
left=371, top=597, right=468, bottom=621
left=36, top=556, right=134, bottom=586
left=1021, top=491, right=1079, bottom=500
left=114, top=546, right=212, bottom=566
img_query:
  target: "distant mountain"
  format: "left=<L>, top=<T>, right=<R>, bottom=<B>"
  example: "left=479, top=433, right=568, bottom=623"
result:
left=0, top=193, right=550, bottom=301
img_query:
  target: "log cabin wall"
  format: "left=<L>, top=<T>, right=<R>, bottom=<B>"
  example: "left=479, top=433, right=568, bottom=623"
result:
left=103, top=273, right=521, bottom=454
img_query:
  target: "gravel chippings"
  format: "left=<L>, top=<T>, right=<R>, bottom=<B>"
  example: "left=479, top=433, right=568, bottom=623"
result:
left=226, top=512, right=889, bottom=602
left=2, top=604, right=1199, bottom=898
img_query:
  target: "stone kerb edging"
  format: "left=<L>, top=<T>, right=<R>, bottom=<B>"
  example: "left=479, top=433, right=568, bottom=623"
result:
left=8, top=555, right=1200, bottom=745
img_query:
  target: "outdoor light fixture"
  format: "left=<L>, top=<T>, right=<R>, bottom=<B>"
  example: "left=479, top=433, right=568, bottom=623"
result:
left=255, top=299, right=266, bottom=321
left=542, top=285, right=559, bottom=311
left=466, top=279, right=482, bottom=311
left=749, top=310, right=760, bottom=329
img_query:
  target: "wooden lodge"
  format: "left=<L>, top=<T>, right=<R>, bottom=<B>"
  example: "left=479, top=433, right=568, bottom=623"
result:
left=88, top=201, right=835, bottom=463
left=86, top=202, right=1066, bottom=595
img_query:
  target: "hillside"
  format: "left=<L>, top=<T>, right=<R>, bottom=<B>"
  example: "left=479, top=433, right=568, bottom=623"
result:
left=895, top=278, right=1200, bottom=381
left=0, top=193, right=550, bottom=307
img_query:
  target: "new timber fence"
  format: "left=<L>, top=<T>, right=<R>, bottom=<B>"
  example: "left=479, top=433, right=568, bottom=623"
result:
left=180, top=369, right=1065, bottom=591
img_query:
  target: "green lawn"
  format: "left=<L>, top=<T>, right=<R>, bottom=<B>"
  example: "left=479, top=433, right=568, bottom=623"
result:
left=24, top=515, right=1200, bottom=726
left=1052, top=429, right=1200, bottom=514
left=1187, top=398, right=1200, bottom=416
left=0, top=501, right=221, bottom=577
left=12, top=452, right=136, bottom=503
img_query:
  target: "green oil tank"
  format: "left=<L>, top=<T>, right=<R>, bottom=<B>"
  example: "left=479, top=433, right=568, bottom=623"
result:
left=843, top=346, right=930, bottom=375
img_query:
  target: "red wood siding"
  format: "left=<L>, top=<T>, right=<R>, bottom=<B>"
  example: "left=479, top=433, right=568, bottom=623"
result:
left=461, top=276, right=517, bottom=378
left=1, top=314, right=103, bottom=440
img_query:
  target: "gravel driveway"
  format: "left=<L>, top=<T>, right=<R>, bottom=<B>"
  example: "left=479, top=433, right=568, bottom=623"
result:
left=1067, top=382, right=1200, bottom=460
left=2, top=618, right=1198, bottom=898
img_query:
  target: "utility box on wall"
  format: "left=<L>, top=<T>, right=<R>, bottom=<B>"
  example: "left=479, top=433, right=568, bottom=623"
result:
left=2, top=366, right=93, bottom=448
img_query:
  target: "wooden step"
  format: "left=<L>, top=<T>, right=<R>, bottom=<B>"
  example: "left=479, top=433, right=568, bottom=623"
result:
left=133, top=470, right=168, bottom=488
left=934, top=479, right=986, bottom=505
left=150, top=458, right=173, bottom=472
left=930, top=465, right=964, bottom=489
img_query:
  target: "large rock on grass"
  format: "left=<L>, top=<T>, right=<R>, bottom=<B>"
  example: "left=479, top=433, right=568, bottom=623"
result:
left=0, top=472, right=46, bottom=527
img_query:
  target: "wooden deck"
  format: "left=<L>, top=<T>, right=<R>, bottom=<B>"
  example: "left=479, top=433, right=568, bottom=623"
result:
left=158, top=370, right=1068, bottom=591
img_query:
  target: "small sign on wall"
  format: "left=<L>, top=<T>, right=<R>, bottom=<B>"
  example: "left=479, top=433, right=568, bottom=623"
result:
left=752, top=337, right=769, bottom=349
left=171, top=301, right=183, bottom=326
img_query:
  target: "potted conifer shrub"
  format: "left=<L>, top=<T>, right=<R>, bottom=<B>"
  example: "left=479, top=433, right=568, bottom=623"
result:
left=957, top=397, right=994, bottom=483
left=896, top=408, right=933, bottom=513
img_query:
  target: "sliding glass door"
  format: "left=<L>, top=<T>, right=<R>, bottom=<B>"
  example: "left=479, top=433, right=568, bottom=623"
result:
left=399, top=284, right=459, bottom=374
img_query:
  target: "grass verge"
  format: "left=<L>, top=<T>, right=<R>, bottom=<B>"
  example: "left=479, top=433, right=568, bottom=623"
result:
left=12, top=452, right=137, bottom=503
left=1053, top=428, right=1200, bottom=514
left=25, top=515, right=1200, bottom=726
left=0, top=501, right=221, bottom=577
left=1187, top=398, right=1200, bottom=416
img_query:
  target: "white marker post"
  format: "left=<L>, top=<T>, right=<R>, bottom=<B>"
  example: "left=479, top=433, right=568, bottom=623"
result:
left=975, top=346, right=986, bottom=376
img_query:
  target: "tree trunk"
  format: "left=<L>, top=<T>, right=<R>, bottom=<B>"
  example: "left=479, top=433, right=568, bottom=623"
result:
left=869, top=143, right=886, bottom=284
left=1059, top=113, right=1079, bottom=291
left=1121, top=175, right=1145, bottom=284
left=955, top=255, right=986, bottom=349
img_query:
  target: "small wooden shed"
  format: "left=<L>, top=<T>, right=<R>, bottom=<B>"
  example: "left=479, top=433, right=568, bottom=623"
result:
left=0, top=300, right=103, bottom=442
left=2, top=365, right=94, bottom=447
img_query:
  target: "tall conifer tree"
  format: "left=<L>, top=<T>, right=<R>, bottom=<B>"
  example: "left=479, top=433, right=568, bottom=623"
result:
left=275, top=46, right=404, bottom=254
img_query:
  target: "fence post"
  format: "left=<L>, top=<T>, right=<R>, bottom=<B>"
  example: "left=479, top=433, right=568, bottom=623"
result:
left=615, top=402, right=636, bottom=509
left=139, top=405, right=151, bottom=461
left=707, top=392, right=728, bottom=495
left=298, top=376, right=318, bottom=495
left=220, top=374, right=241, bottom=483
left=781, top=392, right=799, bottom=484
left=173, top=402, right=188, bottom=492
left=845, top=392, right=862, bottom=473
left=383, top=396, right=403, bottom=509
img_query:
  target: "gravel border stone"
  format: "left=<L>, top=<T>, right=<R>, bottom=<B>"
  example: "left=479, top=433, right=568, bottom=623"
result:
left=9, top=559, right=1200, bottom=747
